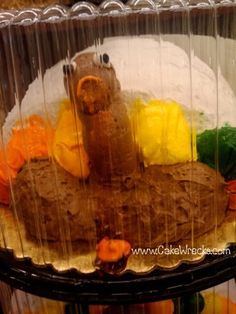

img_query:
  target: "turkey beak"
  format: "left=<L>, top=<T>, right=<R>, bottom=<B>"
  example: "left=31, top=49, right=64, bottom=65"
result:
left=77, top=75, right=109, bottom=115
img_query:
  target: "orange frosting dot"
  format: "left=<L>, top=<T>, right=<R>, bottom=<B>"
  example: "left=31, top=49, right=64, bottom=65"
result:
left=96, top=237, right=131, bottom=262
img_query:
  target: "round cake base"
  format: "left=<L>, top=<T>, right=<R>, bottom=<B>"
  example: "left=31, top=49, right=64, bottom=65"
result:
left=0, top=206, right=235, bottom=273
left=0, top=237, right=235, bottom=303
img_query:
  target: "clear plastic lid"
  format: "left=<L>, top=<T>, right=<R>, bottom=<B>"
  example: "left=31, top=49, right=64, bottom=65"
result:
left=0, top=0, right=235, bottom=274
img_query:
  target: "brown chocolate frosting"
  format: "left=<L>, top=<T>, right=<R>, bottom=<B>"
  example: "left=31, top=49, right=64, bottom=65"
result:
left=13, top=159, right=228, bottom=247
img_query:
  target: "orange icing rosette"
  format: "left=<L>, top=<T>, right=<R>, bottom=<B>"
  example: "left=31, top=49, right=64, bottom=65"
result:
left=0, top=100, right=90, bottom=205
left=0, top=115, right=54, bottom=204
left=10, top=115, right=54, bottom=160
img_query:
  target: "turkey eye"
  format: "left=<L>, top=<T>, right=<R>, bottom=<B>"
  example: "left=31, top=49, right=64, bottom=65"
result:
left=102, top=53, right=111, bottom=68
left=93, top=53, right=111, bottom=68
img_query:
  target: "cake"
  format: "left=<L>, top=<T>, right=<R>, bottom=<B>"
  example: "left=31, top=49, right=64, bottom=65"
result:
left=14, top=158, right=228, bottom=245
left=0, top=36, right=235, bottom=272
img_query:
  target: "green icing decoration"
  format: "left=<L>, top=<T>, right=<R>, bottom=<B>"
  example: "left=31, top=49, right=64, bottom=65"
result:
left=197, top=126, right=236, bottom=180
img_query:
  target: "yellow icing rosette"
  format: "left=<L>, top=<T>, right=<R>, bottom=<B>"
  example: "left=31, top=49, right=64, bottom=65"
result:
left=129, top=98, right=197, bottom=166
left=52, top=99, right=90, bottom=178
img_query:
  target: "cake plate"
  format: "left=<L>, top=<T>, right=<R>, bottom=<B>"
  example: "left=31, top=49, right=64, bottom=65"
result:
left=0, top=245, right=235, bottom=304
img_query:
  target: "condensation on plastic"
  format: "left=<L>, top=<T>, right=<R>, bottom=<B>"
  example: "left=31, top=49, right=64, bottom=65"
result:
left=36, top=4, right=72, bottom=267
left=0, top=0, right=235, bottom=273
left=187, top=0, right=219, bottom=255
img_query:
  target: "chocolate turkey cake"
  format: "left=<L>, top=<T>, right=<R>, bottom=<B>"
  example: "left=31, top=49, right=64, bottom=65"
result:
left=1, top=36, right=235, bottom=272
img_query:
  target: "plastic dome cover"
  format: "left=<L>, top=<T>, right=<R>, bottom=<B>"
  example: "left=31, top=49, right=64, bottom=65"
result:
left=0, top=0, right=235, bottom=274
left=0, top=0, right=74, bottom=10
